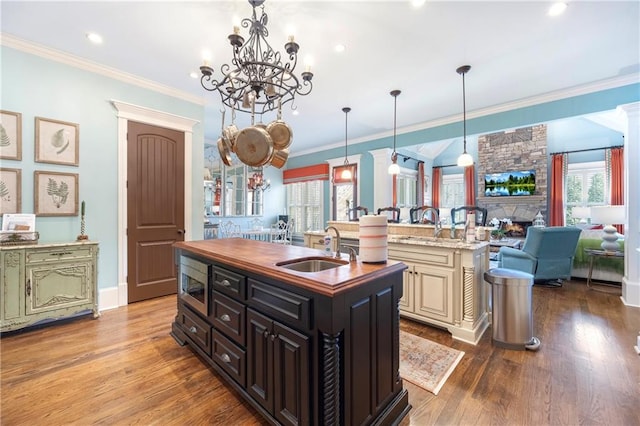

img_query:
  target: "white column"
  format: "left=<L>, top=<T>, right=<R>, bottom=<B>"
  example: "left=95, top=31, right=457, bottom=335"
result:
left=617, top=102, right=640, bottom=307
left=369, top=148, right=394, bottom=210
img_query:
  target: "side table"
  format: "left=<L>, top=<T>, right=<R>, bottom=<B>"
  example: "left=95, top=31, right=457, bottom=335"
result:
left=584, top=248, right=624, bottom=291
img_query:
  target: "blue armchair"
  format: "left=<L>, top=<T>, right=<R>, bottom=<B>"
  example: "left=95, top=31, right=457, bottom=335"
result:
left=498, top=226, right=582, bottom=283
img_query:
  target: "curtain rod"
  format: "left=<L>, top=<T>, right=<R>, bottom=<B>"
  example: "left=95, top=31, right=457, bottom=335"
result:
left=433, top=163, right=459, bottom=169
left=550, top=144, right=623, bottom=156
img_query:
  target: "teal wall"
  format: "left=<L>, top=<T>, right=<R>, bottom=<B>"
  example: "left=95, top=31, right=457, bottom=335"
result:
left=1, top=47, right=204, bottom=290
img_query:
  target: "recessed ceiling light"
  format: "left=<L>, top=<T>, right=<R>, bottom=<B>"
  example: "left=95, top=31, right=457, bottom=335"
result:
left=292, top=110, right=299, bottom=116
left=189, top=71, right=198, bottom=79
left=548, top=2, right=567, bottom=17
left=335, top=44, right=346, bottom=53
left=86, top=32, right=103, bottom=44
left=411, top=0, right=426, bottom=8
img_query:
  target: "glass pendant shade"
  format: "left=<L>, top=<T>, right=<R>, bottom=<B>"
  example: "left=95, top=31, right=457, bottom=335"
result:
left=388, top=162, right=400, bottom=175
left=457, top=150, right=473, bottom=167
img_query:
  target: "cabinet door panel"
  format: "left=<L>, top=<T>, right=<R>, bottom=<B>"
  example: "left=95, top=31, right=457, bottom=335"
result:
left=26, top=261, right=93, bottom=315
left=398, top=267, right=414, bottom=312
left=273, top=322, right=310, bottom=426
left=247, top=308, right=273, bottom=412
left=414, top=264, right=454, bottom=324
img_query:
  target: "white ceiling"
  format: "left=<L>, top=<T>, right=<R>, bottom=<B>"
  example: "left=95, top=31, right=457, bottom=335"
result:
left=2, top=1, right=639, bottom=155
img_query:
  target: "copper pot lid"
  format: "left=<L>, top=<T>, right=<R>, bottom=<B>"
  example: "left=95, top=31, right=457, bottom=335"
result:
left=235, top=126, right=274, bottom=167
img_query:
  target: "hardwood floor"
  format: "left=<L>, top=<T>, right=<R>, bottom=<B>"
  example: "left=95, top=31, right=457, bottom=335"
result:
left=2, top=279, right=638, bottom=425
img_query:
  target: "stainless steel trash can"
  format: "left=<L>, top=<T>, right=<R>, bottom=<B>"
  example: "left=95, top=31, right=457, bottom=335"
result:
left=484, top=268, right=540, bottom=351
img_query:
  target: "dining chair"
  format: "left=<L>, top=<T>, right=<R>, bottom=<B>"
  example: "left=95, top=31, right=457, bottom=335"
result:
left=348, top=206, right=369, bottom=221
left=270, top=219, right=293, bottom=245
left=409, top=206, right=440, bottom=224
left=219, top=221, right=240, bottom=238
left=451, top=206, right=488, bottom=227
left=377, top=207, right=401, bottom=223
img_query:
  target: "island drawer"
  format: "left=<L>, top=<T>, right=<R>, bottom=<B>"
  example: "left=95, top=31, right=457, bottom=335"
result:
left=176, top=305, right=211, bottom=356
left=211, top=291, right=246, bottom=346
left=247, top=279, right=312, bottom=331
left=212, top=266, right=246, bottom=301
left=212, top=329, right=246, bottom=387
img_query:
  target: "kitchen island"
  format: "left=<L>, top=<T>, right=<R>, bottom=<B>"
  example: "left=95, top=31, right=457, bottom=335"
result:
left=171, top=238, right=410, bottom=426
left=305, top=221, right=490, bottom=344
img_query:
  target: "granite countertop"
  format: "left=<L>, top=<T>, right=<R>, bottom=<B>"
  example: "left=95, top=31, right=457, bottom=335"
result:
left=174, top=239, right=406, bottom=297
left=305, top=229, right=488, bottom=250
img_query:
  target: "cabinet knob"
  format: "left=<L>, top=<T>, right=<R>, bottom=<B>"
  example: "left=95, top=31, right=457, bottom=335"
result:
left=26, top=279, right=31, bottom=296
left=263, top=330, right=270, bottom=339
left=270, top=332, right=278, bottom=341
left=221, top=353, right=231, bottom=363
left=220, top=279, right=231, bottom=287
left=189, top=326, right=197, bottom=334
left=220, top=314, right=231, bottom=322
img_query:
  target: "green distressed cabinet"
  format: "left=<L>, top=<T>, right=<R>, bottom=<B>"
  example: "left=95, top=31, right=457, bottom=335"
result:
left=1, top=242, right=99, bottom=332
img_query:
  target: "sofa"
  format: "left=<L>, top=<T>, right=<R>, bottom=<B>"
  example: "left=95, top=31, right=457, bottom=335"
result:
left=571, top=228, right=624, bottom=283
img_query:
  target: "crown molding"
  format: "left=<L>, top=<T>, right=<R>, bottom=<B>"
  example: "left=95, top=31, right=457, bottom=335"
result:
left=1, top=33, right=205, bottom=106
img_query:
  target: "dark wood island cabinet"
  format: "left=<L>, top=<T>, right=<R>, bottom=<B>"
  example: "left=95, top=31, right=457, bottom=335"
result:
left=171, top=239, right=410, bottom=425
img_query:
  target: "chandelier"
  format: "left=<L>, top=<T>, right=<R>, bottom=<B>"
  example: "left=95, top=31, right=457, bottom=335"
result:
left=199, top=0, right=314, bottom=115
left=247, top=169, right=271, bottom=191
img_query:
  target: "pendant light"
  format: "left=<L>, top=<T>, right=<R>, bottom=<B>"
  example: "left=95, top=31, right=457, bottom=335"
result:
left=456, top=65, right=474, bottom=167
left=341, top=107, right=352, bottom=180
left=388, top=90, right=401, bottom=175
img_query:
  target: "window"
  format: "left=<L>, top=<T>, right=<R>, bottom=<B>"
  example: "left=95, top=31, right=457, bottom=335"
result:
left=286, top=180, right=323, bottom=234
left=397, top=170, right=417, bottom=208
left=333, top=164, right=357, bottom=220
left=440, top=174, right=465, bottom=209
left=566, top=161, right=606, bottom=224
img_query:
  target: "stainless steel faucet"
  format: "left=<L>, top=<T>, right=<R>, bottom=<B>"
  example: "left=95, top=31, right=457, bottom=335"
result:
left=324, top=226, right=342, bottom=259
left=421, top=207, right=442, bottom=238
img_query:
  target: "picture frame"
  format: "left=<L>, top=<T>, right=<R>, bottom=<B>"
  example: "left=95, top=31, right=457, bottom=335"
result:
left=0, top=110, right=23, bottom=161
left=35, top=117, right=79, bottom=166
left=34, top=171, right=79, bottom=216
left=0, top=168, right=22, bottom=214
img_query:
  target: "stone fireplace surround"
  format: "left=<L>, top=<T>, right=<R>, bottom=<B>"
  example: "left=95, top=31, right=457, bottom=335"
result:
left=477, top=125, right=548, bottom=225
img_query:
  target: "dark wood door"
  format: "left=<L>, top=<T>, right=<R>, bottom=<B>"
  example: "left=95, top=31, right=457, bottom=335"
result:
left=127, top=121, right=185, bottom=303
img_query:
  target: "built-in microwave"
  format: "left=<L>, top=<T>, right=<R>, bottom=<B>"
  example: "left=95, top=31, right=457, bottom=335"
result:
left=178, top=255, right=210, bottom=316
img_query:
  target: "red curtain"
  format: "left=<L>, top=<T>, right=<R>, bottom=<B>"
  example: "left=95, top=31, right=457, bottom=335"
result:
left=432, top=167, right=441, bottom=209
left=610, top=147, right=624, bottom=234
left=549, top=153, right=566, bottom=226
left=283, top=163, right=329, bottom=184
left=464, top=164, right=476, bottom=205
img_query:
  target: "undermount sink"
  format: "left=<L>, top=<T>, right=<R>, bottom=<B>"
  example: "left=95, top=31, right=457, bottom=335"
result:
left=276, top=257, right=349, bottom=273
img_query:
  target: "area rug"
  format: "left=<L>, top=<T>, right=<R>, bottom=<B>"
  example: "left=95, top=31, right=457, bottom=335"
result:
left=399, top=330, right=465, bottom=395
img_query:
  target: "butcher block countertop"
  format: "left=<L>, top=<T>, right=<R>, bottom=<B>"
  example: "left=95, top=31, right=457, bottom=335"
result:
left=174, top=238, right=406, bottom=297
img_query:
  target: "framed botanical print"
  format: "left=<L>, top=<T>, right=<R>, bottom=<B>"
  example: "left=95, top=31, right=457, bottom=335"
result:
left=0, top=168, right=22, bottom=214
left=0, top=110, right=22, bottom=161
left=35, top=117, right=79, bottom=166
left=34, top=171, right=79, bottom=216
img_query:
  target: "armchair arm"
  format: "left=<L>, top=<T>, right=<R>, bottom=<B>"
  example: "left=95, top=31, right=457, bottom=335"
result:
left=498, top=246, right=537, bottom=274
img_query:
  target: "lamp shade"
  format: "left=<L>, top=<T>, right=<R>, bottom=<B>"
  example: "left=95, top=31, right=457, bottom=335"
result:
left=571, top=206, right=590, bottom=220
left=457, top=152, right=473, bottom=167
left=590, top=205, right=625, bottom=225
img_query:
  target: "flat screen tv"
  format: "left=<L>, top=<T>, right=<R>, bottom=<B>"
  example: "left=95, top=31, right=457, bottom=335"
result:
left=484, top=170, right=536, bottom=196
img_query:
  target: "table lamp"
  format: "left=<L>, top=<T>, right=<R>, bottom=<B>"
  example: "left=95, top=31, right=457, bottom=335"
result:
left=590, top=205, right=625, bottom=252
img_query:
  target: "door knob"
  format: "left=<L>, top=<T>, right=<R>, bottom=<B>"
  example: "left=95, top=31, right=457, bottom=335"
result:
left=177, top=229, right=185, bottom=235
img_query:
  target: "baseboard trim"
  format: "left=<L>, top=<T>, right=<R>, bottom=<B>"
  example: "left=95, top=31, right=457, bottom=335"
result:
left=98, top=287, right=120, bottom=312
